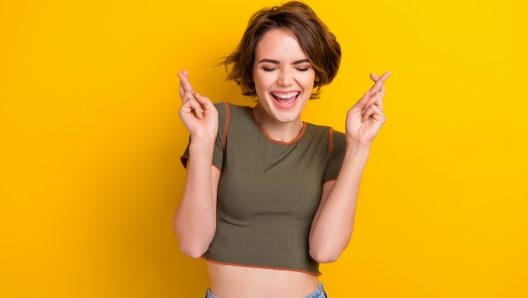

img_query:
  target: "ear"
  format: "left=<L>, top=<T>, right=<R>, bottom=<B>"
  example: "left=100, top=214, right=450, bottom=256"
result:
left=314, top=76, right=320, bottom=82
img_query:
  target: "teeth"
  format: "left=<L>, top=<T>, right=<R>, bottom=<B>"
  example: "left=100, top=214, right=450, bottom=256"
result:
left=272, top=92, right=299, bottom=99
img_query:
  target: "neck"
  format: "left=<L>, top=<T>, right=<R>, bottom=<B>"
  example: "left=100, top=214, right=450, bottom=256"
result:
left=252, top=104, right=304, bottom=143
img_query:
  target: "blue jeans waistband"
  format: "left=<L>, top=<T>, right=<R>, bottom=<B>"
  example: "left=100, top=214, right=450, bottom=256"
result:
left=205, top=282, right=327, bottom=298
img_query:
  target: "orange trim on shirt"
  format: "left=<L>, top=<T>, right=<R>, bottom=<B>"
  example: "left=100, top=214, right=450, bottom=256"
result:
left=328, top=128, right=334, bottom=162
left=222, top=101, right=230, bottom=151
left=212, top=164, right=221, bottom=173
left=249, top=107, right=307, bottom=145
left=201, top=257, right=322, bottom=276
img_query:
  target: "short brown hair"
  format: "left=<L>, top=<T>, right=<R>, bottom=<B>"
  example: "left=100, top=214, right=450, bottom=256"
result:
left=222, top=1, right=341, bottom=99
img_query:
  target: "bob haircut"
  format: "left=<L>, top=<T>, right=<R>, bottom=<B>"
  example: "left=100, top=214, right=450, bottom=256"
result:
left=222, top=1, right=341, bottom=99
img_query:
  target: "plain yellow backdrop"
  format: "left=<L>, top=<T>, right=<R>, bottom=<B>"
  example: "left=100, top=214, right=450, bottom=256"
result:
left=1, top=0, right=527, bottom=297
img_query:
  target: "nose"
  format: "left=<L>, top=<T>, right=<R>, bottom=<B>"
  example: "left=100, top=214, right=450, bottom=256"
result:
left=278, top=68, right=294, bottom=87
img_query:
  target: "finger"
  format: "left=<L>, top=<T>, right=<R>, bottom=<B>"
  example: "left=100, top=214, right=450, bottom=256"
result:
left=178, top=73, right=188, bottom=99
left=178, top=95, right=193, bottom=117
left=182, top=89, right=194, bottom=104
left=362, top=105, right=375, bottom=123
left=370, top=73, right=386, bottom=98
left=179, top=78, right=185, bottom=99
left=368, top=73, right=388, bottom=111
left=177, top=70, right=194, bottom=95
left=369, top=90, right=384, bottom=112
left=369, top=71, right=391, bottom=93
left=193, top=92, right=214, bottom=111
left=370, top=104, right=385, bottom=123
left=376, top=92, right=384, bottom=112
left=362, top=91, right=378, bottom=114
left=193, top=93, right=206, bottom=116
left=361, top=90, right=386, bottom=115
left=189, top=97, right=203, bottom=119
left=362, top=103, right=385, bottom=123
left=369, top=72, right=389, bottom=93
left=182, top=70, right=191, bottom=90
left=354, top=90, right=371, bottom=111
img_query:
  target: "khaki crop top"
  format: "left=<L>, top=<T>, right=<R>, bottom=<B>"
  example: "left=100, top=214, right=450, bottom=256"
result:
left=181, top=101, right=346, bottom=275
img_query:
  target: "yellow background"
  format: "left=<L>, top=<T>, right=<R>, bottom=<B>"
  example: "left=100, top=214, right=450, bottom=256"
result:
left=1, top=0, right=527, bottom=297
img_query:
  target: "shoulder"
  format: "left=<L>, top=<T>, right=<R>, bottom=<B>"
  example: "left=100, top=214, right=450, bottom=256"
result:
left=213, top=101, right=228, bottom=118
left=213, top=101, right=254, bottom=127
left=304, top=123, right=346, bottom=156
left=213, top=101, right=250, bottom=116
left=329, top=129, right=346, bottom=157
left=330, top=128, right=346, bottom=144
left=305, top=122, right=345, bottom=140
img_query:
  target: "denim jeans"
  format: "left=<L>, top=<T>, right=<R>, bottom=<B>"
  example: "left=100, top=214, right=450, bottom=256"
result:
left=205, top=282, right=328, bottom=298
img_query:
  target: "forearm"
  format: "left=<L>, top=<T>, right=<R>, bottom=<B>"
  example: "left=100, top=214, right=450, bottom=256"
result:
left=309, top=144, right=370, bottom=262
left=173, top=137, right=217, bottom=258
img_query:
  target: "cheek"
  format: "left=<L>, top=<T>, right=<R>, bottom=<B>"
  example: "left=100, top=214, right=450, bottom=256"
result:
left=253, top=80, right=270, bottom=99
left=254, top=73, right=275, bottom=90
left=300, top=73, right=316, bottom=88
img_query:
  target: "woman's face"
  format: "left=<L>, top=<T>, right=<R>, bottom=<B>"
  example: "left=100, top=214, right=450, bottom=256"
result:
left=252, top=28, right=316, bottom=123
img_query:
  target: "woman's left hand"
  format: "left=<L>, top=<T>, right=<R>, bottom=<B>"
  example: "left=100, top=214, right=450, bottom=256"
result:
left=345, top=72, right=391, bottom=148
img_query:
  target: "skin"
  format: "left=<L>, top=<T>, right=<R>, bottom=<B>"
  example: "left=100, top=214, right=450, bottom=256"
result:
left=251, top=29, right=315, bottom=142
left=174, top=28, right=390, bottom=297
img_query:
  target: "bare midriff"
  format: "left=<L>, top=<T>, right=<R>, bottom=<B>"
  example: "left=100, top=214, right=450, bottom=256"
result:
left=207, top=262, right=320, bottom=298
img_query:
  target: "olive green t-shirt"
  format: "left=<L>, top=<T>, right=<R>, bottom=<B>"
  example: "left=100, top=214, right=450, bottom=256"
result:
left=181, top=101, right=346, bottom=275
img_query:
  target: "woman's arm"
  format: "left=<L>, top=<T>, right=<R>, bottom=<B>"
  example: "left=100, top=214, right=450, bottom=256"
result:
left=309, top=72, right=391, bottom=263
left=172, top=70, right=220, bottom=258
left=174, top=153, right=220, bottom=259
left=309, top=146, right=369, bottom=263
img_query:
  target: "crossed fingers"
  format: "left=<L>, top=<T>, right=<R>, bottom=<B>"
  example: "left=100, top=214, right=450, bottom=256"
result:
left=177, top=70, right=204, bottom=118
left=365, top=71, right=391, bottom=112
left=177, top=70, right=194, bottom=102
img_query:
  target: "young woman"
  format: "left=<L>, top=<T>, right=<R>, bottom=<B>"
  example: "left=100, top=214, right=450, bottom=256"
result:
left=174, top=2, right=390, bottom=297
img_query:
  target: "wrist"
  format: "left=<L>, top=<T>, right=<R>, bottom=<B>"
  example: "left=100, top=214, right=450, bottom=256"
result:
left=189, top=136, right=215, bottom=153
left=344, top=142, right=371, bottom=161
left=346, top=141, right=372, bottom=152
left=190, top=130, right=216, bottom=143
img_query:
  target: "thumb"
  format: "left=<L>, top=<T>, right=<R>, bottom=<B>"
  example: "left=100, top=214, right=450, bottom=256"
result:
left=193, top=92, right=214, bottom=110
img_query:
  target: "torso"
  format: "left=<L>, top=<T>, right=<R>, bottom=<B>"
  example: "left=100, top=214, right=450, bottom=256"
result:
left=207, top=262, right=320, bottom=298
left=199, top=103, right=346, bottom=297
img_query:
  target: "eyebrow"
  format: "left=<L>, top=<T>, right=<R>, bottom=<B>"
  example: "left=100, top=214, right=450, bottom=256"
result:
left=258, top=58, right=310, bottom=65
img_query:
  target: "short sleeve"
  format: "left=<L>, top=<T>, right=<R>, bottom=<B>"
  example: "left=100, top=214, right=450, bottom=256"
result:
left=322, top=128, right=346, bottom=183
left=180, top=102, right=228, bottom=171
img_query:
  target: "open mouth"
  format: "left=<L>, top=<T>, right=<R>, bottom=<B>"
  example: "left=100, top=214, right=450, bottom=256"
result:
left=271, top=91, right=300, bottom=106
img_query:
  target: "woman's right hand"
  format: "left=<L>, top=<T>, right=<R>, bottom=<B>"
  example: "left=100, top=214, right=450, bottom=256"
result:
left=177, top=70, right=218, bottom=141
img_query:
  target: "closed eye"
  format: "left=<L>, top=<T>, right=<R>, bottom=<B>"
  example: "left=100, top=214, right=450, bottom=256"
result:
left=262, top=67, right=275, bottom=72
left=297, top=68, right=309, bottom=72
